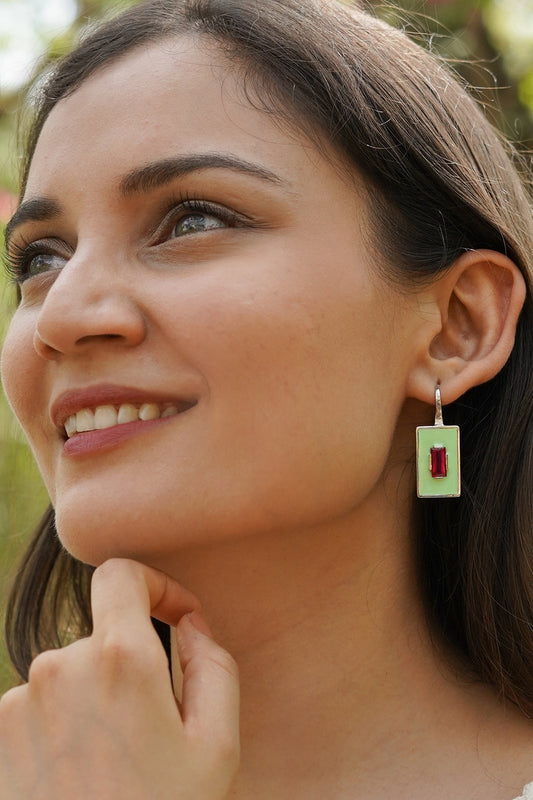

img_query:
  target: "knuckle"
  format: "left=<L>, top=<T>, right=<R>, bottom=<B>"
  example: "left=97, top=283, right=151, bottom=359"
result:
left=0, top=685, right=24, bottom=718
left=99, top=630, right=165, bottom=678
left=212, top=649, right=239, bottom=681
left=27, top=649, right=63, bottom=686
left=185, top=634, right=238, bottom=679
left=100, top=630, right=137, bottom=664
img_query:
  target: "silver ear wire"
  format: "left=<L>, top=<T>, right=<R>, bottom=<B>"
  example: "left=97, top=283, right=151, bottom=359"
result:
left=434, top=385, right=443, bottom=426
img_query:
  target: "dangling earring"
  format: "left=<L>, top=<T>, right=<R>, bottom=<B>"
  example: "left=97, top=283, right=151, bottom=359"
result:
left=416, top=385, right=460, bottom=498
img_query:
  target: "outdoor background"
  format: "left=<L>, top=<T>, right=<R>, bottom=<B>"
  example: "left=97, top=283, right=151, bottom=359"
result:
left=1, top=0, right=533, bottom=693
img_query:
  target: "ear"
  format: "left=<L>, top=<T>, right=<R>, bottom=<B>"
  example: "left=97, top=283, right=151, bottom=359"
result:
left=406, top=249, right=526, bottom=405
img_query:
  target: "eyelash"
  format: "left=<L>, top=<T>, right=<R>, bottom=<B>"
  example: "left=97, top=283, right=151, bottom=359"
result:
left=3, top=237, right=64, bottom=286
left=4, top=197, right=245, bottom=286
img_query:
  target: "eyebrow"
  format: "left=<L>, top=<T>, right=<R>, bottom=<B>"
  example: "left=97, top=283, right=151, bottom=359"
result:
left=4, top=153, right=285, bottom=248
left=119, top=153, right=284, bottom=196
left=5, top=197, right=62, bottom=250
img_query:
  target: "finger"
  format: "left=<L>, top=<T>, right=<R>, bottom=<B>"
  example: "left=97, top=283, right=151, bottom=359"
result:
left=91, top=558, right=201, bottom=634
left=177, top=612, right=240, bottom=755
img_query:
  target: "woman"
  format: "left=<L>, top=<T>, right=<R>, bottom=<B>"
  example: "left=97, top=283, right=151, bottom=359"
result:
left=1, top=0, right=533, bottom=797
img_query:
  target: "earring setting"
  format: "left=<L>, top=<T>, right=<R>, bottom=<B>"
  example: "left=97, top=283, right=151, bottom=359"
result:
left=416, top=386, right=461, bottom=498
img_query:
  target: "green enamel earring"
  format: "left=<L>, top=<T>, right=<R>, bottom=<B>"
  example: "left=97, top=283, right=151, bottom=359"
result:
left=416, top=386, right=460, bottom=498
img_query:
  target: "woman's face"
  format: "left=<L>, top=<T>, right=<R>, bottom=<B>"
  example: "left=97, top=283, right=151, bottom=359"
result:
left=1, top=39, right=423, bottom=565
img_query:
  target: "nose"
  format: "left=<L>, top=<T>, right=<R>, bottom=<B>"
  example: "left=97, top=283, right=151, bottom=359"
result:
left=33, top=251, right=147, bottom=360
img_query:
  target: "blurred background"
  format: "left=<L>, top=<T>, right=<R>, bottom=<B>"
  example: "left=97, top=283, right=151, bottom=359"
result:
left=1, top=0, right=533, bottom=692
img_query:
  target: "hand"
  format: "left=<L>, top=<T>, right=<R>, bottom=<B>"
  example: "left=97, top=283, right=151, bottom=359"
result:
left=0, top=558, right=240, bottom=799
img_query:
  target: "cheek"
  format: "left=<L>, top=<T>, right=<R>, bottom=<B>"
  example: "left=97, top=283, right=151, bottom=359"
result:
left=1, top=313, right=53, bottom=483
left=168, top=272, right=401, bottom=511
left=1, top=313, right=36, bottom=427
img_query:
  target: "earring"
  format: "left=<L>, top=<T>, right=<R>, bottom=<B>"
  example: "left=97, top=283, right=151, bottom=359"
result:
left=416, top=386, right=460, bottom=498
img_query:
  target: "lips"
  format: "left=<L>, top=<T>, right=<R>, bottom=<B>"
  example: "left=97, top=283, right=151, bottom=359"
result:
left=51, top=384, right=197, bottom=439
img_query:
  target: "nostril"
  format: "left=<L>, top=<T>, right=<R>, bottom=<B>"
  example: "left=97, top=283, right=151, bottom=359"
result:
left=76, top=333, right=125, bottom=345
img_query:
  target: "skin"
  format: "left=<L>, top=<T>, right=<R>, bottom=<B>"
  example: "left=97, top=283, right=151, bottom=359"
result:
left=0, top=37, right=532, bottom=799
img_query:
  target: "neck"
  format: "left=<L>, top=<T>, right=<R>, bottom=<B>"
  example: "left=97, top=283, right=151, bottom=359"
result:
left=161, top=479, right=531, bottom=799
left=166, top=469, right=416, bottom=646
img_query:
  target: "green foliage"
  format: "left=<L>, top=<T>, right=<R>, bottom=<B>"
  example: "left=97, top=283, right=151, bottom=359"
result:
left=520, top=72, right=533, bottom=112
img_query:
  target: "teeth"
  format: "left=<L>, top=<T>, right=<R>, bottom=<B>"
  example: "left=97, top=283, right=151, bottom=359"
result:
left=161, top=405, right=178, bottom=418
left=64, top=415, right=77, bottom=438
left=63, top=402, right=181, bottom=438
left=117, top=403, right=138, bottom=424
left=139, top=403, right=161, bottom=421
left=76, top=408, right=95, bottom=432
left=94, top=405, right=118, bottom=429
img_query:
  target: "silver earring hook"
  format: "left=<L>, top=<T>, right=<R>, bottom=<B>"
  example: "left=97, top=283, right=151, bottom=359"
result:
left=434, top=385, right=443, bottom=427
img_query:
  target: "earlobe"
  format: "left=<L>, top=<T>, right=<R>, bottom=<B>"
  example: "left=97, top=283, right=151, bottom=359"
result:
left=407, top=249, right=526, bottom=404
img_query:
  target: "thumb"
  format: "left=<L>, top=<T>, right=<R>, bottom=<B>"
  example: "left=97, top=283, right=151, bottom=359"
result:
left=176, top=612, right=240, bottom=760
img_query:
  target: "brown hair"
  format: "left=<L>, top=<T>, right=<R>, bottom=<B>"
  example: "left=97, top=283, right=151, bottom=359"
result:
left=5, top=0, right=533, bottom=713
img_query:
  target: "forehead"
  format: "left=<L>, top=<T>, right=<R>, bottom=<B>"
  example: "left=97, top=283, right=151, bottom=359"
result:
left=26, top=37, right=332, bottom=197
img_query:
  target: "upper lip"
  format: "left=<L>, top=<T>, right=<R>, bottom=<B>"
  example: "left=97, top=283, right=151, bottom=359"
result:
left=50, top=383, right=198, bottom=432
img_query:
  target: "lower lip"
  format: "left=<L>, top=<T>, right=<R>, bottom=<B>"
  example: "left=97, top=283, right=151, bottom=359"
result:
left=62, top=415, right=181, bottom=457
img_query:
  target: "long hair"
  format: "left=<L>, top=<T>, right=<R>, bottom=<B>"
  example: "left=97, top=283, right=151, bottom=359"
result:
left=5, top=0, right=533, bottom=713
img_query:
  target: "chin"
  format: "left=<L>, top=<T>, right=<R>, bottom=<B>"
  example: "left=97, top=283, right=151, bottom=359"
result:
left=54, top=507, right=147, bottom=567
left=53, top=502, right=222, bottom=568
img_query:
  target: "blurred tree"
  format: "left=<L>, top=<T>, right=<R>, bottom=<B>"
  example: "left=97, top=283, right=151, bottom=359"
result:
left=368, top=0, right=533, bottom=143
left=0, top=0, right=532, bottom=692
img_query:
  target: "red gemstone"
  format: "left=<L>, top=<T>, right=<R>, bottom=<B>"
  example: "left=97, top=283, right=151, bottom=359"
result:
left=430, top=446, right=447, bottom=478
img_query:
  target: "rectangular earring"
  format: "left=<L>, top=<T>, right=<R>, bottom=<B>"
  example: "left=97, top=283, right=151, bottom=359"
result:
left=416, top=386, right=461, bottom=498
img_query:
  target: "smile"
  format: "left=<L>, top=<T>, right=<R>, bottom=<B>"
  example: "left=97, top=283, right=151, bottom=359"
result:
left=64, top=402, right=181, bottom=438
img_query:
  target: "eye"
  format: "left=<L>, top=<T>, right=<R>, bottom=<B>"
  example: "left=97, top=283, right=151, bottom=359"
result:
left=5, top=239, right=69, bottom=285
left=26, top=252, right=67, bottom=276
left=158, top=198, right=245, bottom=244
left=171, top=211, right=227, bottom=238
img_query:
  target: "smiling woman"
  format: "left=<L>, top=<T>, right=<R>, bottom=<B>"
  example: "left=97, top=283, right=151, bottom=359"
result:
left=1, top=1, right=533, bottom=799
